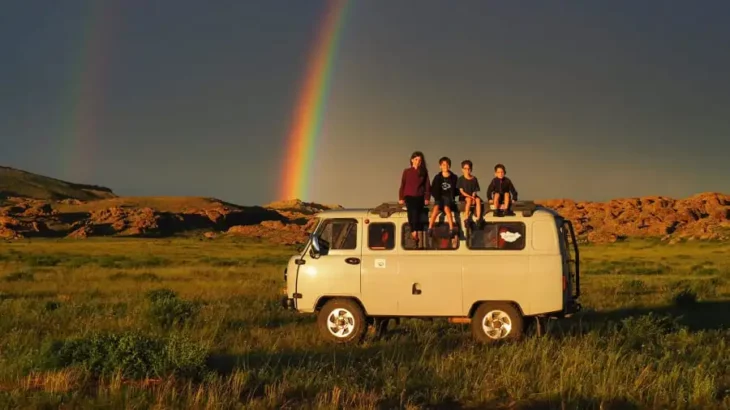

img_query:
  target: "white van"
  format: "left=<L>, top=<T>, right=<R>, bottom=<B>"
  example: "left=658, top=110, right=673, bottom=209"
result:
left=281, top=201, right=581, bottom=344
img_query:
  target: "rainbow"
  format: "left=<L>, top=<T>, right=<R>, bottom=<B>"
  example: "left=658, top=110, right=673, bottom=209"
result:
left=279, top=0, right=351, bottom=201
left=63, top=2, right=117, bottom=183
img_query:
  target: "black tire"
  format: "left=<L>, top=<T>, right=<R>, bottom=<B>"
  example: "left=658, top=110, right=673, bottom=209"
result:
left=471, top=302, right=524, bottom=343
left=317, top=299, right=367, bottom=344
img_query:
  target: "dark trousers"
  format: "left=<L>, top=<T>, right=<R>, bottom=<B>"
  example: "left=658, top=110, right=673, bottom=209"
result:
left=404, top=196, right=425, bottom=232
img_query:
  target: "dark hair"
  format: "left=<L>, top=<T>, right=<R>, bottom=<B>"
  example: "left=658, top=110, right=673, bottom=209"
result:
left=461, top=160, right=473, bottom=169
left=494, top=163, right=506, bottom=173
left=410, top=151, right=427, bottom=176
left=439, top=156, right=451, bottom=167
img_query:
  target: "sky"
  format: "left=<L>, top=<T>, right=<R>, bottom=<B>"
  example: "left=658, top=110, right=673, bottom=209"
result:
left=1, top=0, right=729, bottom=207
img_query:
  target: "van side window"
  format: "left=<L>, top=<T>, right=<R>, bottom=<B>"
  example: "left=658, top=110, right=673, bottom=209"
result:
left=402, top=224, right=459, bottom=250
left=468, top=222, right=525, bottom=250
left=368, top=223, right=395, bottom=250
left=318, top=218, right=358, bottom=250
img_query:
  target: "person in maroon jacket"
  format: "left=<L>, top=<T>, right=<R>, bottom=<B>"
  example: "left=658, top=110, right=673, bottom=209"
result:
left=398, top=151, right=431, bottom=241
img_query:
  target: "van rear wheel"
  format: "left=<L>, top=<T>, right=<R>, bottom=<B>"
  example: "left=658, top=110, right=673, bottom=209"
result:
left=317, top=299, right=366, bottom=344
left=472, top=302, right=524, bottom=343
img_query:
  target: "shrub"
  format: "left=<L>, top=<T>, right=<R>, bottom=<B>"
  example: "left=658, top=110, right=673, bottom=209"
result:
left=43, top=332, right=208, bottom=379
left=146, top=289, right=200, bottom=329
left=25, top=254, right=62, bottom=267
left=672, top=289, right=698, bottom=307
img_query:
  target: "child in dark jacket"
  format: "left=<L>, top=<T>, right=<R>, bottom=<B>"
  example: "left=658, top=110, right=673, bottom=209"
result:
left=428, top=157, right=458, bottom=235
left=399, top=151, right=431, bottom=241
left=486, top=163, right=518, bottom=217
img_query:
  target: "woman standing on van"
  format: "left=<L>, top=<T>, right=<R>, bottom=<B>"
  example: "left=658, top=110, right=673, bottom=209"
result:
left=399, top=151, right=431, bottom=241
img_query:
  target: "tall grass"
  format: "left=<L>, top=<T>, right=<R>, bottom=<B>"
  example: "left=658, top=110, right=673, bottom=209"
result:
left=0, top=238, right=728, bottom=408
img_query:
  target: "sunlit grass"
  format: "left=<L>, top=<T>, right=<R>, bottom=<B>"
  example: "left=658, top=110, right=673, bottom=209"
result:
left=0, top=237, right=728, bottom=408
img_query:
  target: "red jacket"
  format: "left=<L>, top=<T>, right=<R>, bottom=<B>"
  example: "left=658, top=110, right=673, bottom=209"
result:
left=399, top=167, right=431, bottom=200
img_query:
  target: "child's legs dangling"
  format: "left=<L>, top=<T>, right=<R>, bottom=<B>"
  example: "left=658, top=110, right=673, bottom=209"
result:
left=444, top=206, right=455, bottom=230
left=428, top=205, right=441, bottom=230
left=475, top=197, right=482, bottom=219
left=492, top=193, right=501, bottom=211
left=464, top=197, right=473, bottom=220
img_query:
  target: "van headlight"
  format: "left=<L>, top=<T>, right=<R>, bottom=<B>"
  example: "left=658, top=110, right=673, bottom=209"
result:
left=284, top=267, right=287, bottom=281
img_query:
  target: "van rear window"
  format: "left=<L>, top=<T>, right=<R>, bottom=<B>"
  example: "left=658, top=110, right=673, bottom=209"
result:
left=468, top=222, right=525, bottom=250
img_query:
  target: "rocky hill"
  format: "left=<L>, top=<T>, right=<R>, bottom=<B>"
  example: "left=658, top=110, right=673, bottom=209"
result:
left=0, top=166, right=115, bottom=201
left=537, top=192, right=728, bottom=243
left=0, top=165, right=727, bottom=244
left=0, top=191, right=726, bottom=244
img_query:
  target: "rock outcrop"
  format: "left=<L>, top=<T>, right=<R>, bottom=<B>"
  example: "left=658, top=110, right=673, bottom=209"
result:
left=0, top=192, right=727, bottom=244
left=537, top=192, right=728, bottom=243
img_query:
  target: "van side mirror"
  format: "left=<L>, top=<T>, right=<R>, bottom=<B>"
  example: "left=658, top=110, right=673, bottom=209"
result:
left=311, top=235, right=321, bottom=253
left=310, top=235, right=321, bottom=259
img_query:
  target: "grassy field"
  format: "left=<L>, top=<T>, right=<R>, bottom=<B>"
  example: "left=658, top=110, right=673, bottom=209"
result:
left=0, top=237, right=728, bottom=409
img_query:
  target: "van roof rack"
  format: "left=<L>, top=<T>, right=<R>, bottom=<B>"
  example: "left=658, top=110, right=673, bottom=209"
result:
left=370, top=202, right=407, bottom=218
left=371, top=200, right=539, bottom=218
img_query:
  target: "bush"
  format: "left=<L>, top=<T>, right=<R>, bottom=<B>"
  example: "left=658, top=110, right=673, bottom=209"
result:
left=146, top=289, right=200, bottom=329
left=25, top=255, right=62, bottom=267
left=672, top=289, right=698, bottom=307
left=44, top=332, right=208, bottom=379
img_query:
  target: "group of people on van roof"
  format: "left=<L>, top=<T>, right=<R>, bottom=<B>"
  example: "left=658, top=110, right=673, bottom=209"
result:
left=398, top=151, right=518, bottom=241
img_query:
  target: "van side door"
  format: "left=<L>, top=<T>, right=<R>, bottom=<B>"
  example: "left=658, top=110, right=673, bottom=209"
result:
left=360, top=221, right=399, bottom=315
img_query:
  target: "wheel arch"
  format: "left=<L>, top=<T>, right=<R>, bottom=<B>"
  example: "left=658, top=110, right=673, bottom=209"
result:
left=468, top=300, right=525, bottom=318
left=315, top=295, right=369, bottom=316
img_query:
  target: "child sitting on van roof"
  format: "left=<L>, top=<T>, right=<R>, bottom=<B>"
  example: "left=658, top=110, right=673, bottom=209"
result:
left=457, top=159, right=482, bottom=227
left=486, top=163, right=518, bottom=217
left=428, top=156, right=458, bottom=236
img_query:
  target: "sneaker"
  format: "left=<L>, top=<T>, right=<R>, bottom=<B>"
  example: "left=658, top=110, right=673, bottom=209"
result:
left=477, top=219, right=485, bottom=229
left=494, top=210, right=504, bottom=217
left=427, top=228, right=434, bottom=237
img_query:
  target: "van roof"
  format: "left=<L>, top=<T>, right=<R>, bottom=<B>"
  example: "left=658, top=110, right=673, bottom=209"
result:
left=312, top=201, right=562, bottom=221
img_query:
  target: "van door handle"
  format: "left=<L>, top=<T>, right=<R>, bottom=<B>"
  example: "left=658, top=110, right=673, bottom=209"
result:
left=412, top=283, right=422, bottom=295
left=345, top=257, right=360, bottom=265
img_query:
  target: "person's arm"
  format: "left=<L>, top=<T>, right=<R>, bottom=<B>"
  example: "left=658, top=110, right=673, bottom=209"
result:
left=451, top=175, right=459, bottom=199
left=398, top=169, right=406, bottom=201
left=486, top=178, right=496, bottom=199
left=430, top=174, right=439, bottom=199
left=423, top=169, right=431, bottom=205
left=457, top=177, right=468, bottom=197
left=507, top=178, right=518, bottom=202
left=474, top=177, right=481, bottom=197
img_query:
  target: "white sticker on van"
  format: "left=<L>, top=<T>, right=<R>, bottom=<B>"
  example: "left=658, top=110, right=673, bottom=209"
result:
left=375, top=259, right=386, bottom=269
left=500, top=231, right=522, bottom=243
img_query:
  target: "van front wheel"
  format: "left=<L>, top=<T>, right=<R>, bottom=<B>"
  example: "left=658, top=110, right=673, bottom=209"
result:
left=317, top=299, right=366, bottom=344
left=472, top=302, right=524, bottom=343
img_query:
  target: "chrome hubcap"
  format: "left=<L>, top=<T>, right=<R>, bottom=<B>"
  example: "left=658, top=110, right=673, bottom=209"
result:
left=482, top=310, right=512, bottom=339
left=326, top=308, right=356, bottom=338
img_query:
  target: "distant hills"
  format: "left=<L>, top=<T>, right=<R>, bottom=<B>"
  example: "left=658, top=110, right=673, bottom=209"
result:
left=0, top=166, right=115, bottom=201
left=0, top=165, right=727, bottom=243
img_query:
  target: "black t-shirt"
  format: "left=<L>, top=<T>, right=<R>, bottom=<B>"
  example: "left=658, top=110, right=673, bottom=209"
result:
left=431, top=172, right=458, bottom=199
left=457, top=176, right=480, bottom=199
left=486, top=177, right=518, bottom=202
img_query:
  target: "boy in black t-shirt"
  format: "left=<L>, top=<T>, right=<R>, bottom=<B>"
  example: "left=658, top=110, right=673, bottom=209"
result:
left=428, top=157, right=458, bottom=236
left=486, top=163, right=518, bottom=217
left=457, top=159, right=482, bottom=226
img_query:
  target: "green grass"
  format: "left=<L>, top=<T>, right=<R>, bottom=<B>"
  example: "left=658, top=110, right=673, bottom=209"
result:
left=0, top=238, right=728, bottom=409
